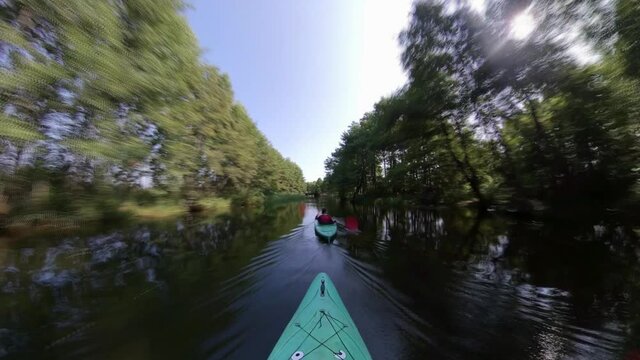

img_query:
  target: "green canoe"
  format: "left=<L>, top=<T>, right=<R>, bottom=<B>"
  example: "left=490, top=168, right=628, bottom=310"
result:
left=268, top=273, right=372, bottom=360
left=314, top=221, right=337, bottom=240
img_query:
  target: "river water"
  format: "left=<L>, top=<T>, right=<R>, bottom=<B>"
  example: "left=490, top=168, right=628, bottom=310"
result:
left=1, top=200, right=639, bottom=359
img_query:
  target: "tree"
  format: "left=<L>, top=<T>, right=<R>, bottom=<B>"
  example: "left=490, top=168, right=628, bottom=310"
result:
left=324, top=0, right=639, bottom=211
left=0, top=0, right=306, bottom=221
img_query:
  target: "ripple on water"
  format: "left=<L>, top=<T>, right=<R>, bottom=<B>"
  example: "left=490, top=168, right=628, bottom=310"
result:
left=0, top=203, right=636, bottom=360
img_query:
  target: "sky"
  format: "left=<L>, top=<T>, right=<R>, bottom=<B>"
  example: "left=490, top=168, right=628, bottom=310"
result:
left=186, top=0, right=413, bottom=181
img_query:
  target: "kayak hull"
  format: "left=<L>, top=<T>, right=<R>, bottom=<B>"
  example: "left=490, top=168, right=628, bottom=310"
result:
left=267, top=272, right=372, bottom=360
left=315, top=221, right=337, bottom=241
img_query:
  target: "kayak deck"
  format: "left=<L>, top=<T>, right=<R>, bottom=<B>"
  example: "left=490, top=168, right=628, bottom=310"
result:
left=314, top=221, right=337, bottom=240
left=268, top=273, right=372, bottom=360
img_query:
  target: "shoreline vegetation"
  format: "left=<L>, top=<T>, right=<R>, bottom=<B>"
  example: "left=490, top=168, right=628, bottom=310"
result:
left=0, top=0, right=306, bottom=237
left=2, top=0, right=640, bottom=236
left=362, top=196, right=640, bottom=222
left=0, top=192, right=306, bottom=238
left=321, top=2, right=640, bottom=216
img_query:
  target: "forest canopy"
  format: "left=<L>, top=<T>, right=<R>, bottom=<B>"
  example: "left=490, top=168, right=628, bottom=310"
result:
left=0, top=0, right=305, bottom=222
left=324, top=0, right=640, bottom=212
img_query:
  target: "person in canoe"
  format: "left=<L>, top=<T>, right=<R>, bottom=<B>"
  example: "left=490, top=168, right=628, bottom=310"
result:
left=315, top=208, right=335, bottom=224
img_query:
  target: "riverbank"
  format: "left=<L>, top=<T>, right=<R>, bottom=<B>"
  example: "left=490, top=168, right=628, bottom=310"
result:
left=333, top=193, right=640, bottom=223
left=118, top=197, right=231, bottom=220
left=0, top=193, right=305, bottom=239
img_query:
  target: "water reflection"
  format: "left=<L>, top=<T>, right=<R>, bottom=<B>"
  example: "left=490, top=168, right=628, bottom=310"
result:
left=0, top=200, right=638, bottom=359
left=337, top=201, right=638, bottom=359
left=0, top=202, right=304, bottom=359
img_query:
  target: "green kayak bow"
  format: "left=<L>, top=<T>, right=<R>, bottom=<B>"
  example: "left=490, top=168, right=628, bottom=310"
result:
left=314, top=221, right=337, bottom=241
left=268, top=272, right=372, bottom=360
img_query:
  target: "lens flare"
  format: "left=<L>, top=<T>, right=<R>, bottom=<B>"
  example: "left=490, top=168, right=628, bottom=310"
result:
left=511, top=12, right=536, bottom=40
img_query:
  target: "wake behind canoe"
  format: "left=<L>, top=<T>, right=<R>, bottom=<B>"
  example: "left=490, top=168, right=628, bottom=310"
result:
left=268, top=272, right=372, bottom=360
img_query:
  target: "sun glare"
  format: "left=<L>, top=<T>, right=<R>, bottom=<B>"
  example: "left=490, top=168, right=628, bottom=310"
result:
left=469, top=0, right=486, bottom=14
left=511, top=12, right=535, bottom=40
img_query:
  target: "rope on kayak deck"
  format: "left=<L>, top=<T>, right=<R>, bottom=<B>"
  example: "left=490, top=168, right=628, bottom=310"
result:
left=295, top=310, right=349, bottom=359
left=323, top=310, right=354, bottom=360
left=294, top=317, right=324, bottom=353
left=294, top=319, right=335, bottom=357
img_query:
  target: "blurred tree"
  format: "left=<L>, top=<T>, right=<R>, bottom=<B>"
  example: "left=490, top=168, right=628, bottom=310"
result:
left=323, top=0, right=639, bottom=212
left=0, top=0, right=305, bottom=220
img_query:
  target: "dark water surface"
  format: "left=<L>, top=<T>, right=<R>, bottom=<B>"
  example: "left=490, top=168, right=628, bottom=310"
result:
left=1, top=200, right=639, bottom=359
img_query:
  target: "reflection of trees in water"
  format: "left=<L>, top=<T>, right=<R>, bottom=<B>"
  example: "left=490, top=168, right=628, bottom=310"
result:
left=0, top=202, right=304, bottom=357
left=379, top=209, right=446, bottom=239
left=353, top=204, right=638, bottom=289
left=341, top=203, right=639, bottom=357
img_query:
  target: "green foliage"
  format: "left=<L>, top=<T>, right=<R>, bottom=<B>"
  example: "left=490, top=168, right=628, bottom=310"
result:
left=0, top=0, right=304, bottom=225
left=231, top=190, right=266, bottom=209
left=616, top=0, right=640, bottom=77
left=324, top=0, right=640, bottom=212
left=305, top=178, right=324, bottom=194
left=0, top=114, right=44, bottom=142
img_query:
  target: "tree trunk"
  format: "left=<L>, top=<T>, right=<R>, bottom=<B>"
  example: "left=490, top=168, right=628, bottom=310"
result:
left=440, top=121, right=488, bottom=210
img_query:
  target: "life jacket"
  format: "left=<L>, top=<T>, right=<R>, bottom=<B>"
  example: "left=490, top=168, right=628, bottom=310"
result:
left=345, top=216, right=359, bottom=231
left=317, top=214, right=333, bottom=224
